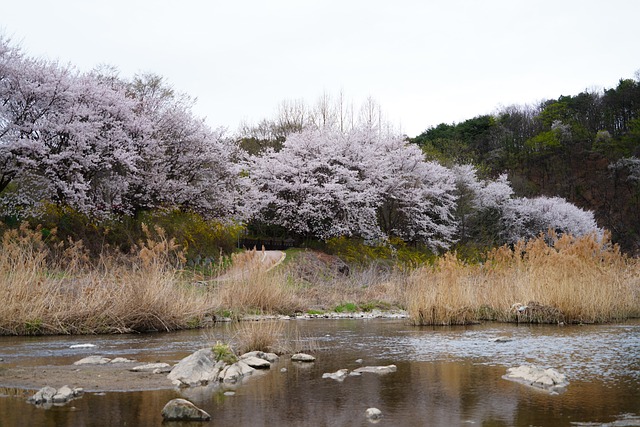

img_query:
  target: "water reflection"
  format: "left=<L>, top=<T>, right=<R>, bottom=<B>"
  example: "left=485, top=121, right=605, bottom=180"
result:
left=1, top=319, right=639, bottom=426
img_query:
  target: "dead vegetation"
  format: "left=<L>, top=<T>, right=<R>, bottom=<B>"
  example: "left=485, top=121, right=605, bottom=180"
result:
left=0, top=225, right=638, bottom=335
left=406, top=232, right=640, bottom=325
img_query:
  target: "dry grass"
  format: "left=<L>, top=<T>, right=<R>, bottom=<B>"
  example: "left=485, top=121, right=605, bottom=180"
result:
left=0, top=224, right=218, bottom=335
left=407, top=233, right=640, bottom=325
left=285, top=251, right=409, bottom=311
left=231, top=320, right=285, bottom=354
left=214, top=269, right=303, bottom=316
left=2, top=224, right=638, bottom=336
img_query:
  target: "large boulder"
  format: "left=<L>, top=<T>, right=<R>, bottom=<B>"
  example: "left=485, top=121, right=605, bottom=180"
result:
left=168, top=348, right=225, bottom=387
left=161, top=398, right=211, bottom=421
left=503, top=365, right=569, bottom=392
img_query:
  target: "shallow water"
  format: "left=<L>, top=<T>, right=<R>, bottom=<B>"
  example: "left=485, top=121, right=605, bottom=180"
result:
left=1, top=319, right=639, bottom=426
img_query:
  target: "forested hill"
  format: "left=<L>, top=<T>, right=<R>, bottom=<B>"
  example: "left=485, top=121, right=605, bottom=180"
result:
left=411, top=75, right=640, bottom=254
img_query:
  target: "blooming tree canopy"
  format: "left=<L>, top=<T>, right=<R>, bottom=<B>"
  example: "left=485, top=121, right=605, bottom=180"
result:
left=0, top=37, right=242, bottom=221
left=248, top=127, right=459, bottom=250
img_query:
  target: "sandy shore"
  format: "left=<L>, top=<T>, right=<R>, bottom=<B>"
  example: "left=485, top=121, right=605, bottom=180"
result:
left=0, top=362, right=175, bottom=393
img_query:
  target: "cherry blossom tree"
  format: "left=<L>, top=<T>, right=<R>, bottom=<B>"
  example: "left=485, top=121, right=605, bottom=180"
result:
left=248, top=127, right=459, bottom=249
left=248, top=128, right=381, bottom=240
left=1, top=36, right=242, bottom=222
left=501, top=196, right=602, bottom=243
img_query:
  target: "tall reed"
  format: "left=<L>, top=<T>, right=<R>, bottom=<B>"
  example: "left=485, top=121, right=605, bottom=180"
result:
left=0, top=224, right=218, bottom=335
left=407, top=233, right=640, bottom=325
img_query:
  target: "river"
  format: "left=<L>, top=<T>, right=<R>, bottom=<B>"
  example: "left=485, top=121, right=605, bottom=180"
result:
left=1, top=319, right=639, bottom=426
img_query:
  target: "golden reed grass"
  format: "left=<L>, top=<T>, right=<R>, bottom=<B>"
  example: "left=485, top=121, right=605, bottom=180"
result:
left=407, top=233, right=640, bottom=325
left=0, top=224, right=218, bottom=335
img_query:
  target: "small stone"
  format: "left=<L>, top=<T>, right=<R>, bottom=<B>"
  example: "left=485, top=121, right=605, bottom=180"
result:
left=240, top=351, right=279, bottom=363
left=353, top=365, right=397, bottom=375
left=219, top=360, right=255, bottom=384
left=503, top=365, right=569, bottom=392
left=355, top=359, right=364, bottom=364
left=489, top=337, right=512, bottom=343
left=69, top=344, right=96, bottom=349
left=161, top=398, right=211, bottom=421
left=322, top=369, right=349, bottom=382
left=241, top=356, right=271, bottom=369
left=224, top=391, right=235, bottom=396
left=366, top=407, right=383, bottom=420
left=280, top=368, right=287, bottom=373
left=130, top=363, right=172, bottom=373
left=28, top=386, right=57, bottom=404
left=110, top=357, right=137, bottom=364
left=291, top=353, right=316, bottom=362
left=73, top=356, right=111, bottom=365
left=52, top=385, right=75, bottom=403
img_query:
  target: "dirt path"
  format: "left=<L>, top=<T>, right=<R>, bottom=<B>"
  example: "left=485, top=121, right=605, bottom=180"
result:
left=213, top=249, right=286, bottom=281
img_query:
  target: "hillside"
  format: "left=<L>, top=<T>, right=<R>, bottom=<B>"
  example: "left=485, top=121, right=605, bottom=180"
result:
left=411, top=74, right=640, bottom=253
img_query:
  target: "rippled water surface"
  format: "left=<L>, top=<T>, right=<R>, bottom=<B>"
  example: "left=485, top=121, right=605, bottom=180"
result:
left=1, top=319, right=639, bottom=426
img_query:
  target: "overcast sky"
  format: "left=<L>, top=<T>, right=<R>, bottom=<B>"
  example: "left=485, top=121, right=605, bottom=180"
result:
left=2, top=0, right=639, bottom=137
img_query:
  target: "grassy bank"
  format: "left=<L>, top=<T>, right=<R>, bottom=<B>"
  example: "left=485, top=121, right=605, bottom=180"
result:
left=1, top=225, right=638, bottom=335
left=0, top=224, right=220, bottom=335
left=406, top=233, right=640, bottom=325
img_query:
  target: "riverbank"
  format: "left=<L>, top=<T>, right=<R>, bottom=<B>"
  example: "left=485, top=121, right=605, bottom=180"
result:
left=1, top=227, right=638, bottom=336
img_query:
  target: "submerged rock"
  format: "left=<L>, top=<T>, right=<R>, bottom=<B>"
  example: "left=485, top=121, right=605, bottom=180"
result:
left=291, top=353, right=316, bottom=362
left=353, top=365, right=397, bottom=375
left=161, top=398, right=211, bottom=421
left=503, top=365, right=569, bottom=392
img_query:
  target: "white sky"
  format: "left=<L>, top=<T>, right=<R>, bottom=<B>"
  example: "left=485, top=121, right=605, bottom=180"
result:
left=2, top=0, right=639, bottom=137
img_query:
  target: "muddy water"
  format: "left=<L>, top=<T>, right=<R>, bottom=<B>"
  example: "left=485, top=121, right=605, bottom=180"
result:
left=0, top=319, right=639, bottom=427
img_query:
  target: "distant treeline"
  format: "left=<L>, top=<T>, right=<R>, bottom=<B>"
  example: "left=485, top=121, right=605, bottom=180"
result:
left=411, top=74, right=640, bottom=253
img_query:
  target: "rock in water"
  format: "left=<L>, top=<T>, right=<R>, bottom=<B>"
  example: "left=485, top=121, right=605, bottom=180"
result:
left=322, top=369, right=350, bottom=381
left=366, top=407, right=383, bottom=421
left=353, top=365, right=397, bottom=375
left=161, top=398, right=211, bottom=421
left=69, top=344, right=96, bottom=349
left=503, top=365, right=569, bottom=392
left=240, top=356, right=271, bottom=369
left=240, top=351, right=279, bottom=363
left=28, top=386, right=84, bottom=406
left=167, top=348, right=223, bottom=387
left=28, top=386, right=57, bottom=405
left=219, top=360, right=255, bottom=384
left=291, top=353, right=316, bottom=362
